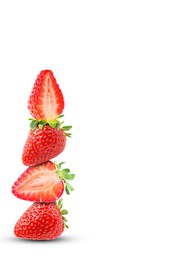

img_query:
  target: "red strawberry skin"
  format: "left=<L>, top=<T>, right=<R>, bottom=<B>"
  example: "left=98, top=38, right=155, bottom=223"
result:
left=22, top=124, right=66, bottom=166
left=14, top=202, right=64, bottom=240
left=12, top=161, right=64, bottom=202
left=28, top=70, right=64, bottom=121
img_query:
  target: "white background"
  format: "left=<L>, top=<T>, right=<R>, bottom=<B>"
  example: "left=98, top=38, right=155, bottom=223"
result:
left=0, top=0, right=191, bottom=259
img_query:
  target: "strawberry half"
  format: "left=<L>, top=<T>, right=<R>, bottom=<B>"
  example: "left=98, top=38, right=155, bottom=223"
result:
left=12, top=161, right=75, bottom=202
left=22, top=119, right=72, bottom=166
left=14, top=199, right=68, bottom=240
left=28, top=70, right=64, bottom=121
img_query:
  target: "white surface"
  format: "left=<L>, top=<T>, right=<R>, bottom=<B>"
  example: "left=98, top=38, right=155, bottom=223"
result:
left=0, top=0, right=191, bottom=259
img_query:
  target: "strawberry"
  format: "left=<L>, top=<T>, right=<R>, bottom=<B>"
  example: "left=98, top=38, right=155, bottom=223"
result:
left=14, top=199, right=69, bottom=240
left=12, top=161, right=75, bottom=202
left=22, top=120, right=72, bottom=166
left=28, top=70, right=64, bottom=121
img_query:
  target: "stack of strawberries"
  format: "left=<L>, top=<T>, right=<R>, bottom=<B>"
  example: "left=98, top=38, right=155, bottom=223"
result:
left=12, top=70, right=75, bottom=240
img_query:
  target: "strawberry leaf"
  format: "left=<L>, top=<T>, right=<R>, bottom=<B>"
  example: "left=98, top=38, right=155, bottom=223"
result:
left=57, top=168, right=70, bottom=178
left=30, top=120, right=38, bottom=130
left=38, top=124, right=43, bottom=130
left=56, top=198, right=69, bottom=228
left=65, top=223, right=69, bottom=229
left=61, top=209, right=68, bottom=215
left=64, top=173, right=75, bottom=180
left=56, top=121, right=61, bottom=128
left=28, top=114, right=72, bottom=134
left=65, top=185, right=70, bottom=195
left=55, top=163, right=75, bottom=195
left=65, top=180, right=74, bottom=193
left=62, top=126, right=72, bottom=131
left=39, top=120, right=47, bottom=125
left=60, top=121, right=65, bottom=126
left=61, top=124, right=72, bottom=138
left=56, top=162, right=65, bottom=171
left=58, top=114, right=64, bottom=118
left=49, top=121, right=58, bottom=128
left=65, top=132, right=72, bottom=138
left=38, top=121, right=47, bottom=130
left=62, top=168, right=70, bottom=174
left=57, top=198, right=63, bottom=210
left=63, top=216, right=68, bottom=222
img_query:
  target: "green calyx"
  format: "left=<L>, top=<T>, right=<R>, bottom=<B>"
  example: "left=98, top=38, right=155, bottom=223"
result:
left=56, top=162, right=75, bottom=195
left=29, top=114, right=72, bottom=137
left=57, top=198, right=69, bottom=229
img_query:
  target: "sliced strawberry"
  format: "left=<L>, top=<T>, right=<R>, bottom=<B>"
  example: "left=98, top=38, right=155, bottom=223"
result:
left=12, top=161, right=75, bottom=202
left=28, top=70, right=64, bottom=121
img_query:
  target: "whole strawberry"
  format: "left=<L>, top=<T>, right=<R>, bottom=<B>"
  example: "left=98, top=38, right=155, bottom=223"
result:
left=14, top=199, right=68, bottom=240
left=22, top=122, right=71, bottom=166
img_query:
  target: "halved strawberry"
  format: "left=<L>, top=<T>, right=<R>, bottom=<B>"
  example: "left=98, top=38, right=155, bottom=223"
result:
left=12, top=161, right=75, bottom=202
left=28, top=70, right=64, bottom=121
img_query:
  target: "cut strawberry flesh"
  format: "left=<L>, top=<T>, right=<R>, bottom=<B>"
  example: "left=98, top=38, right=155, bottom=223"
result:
left=12, top=161, right=64, bottom=202
left=28, top=70, right=64, bottom=120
